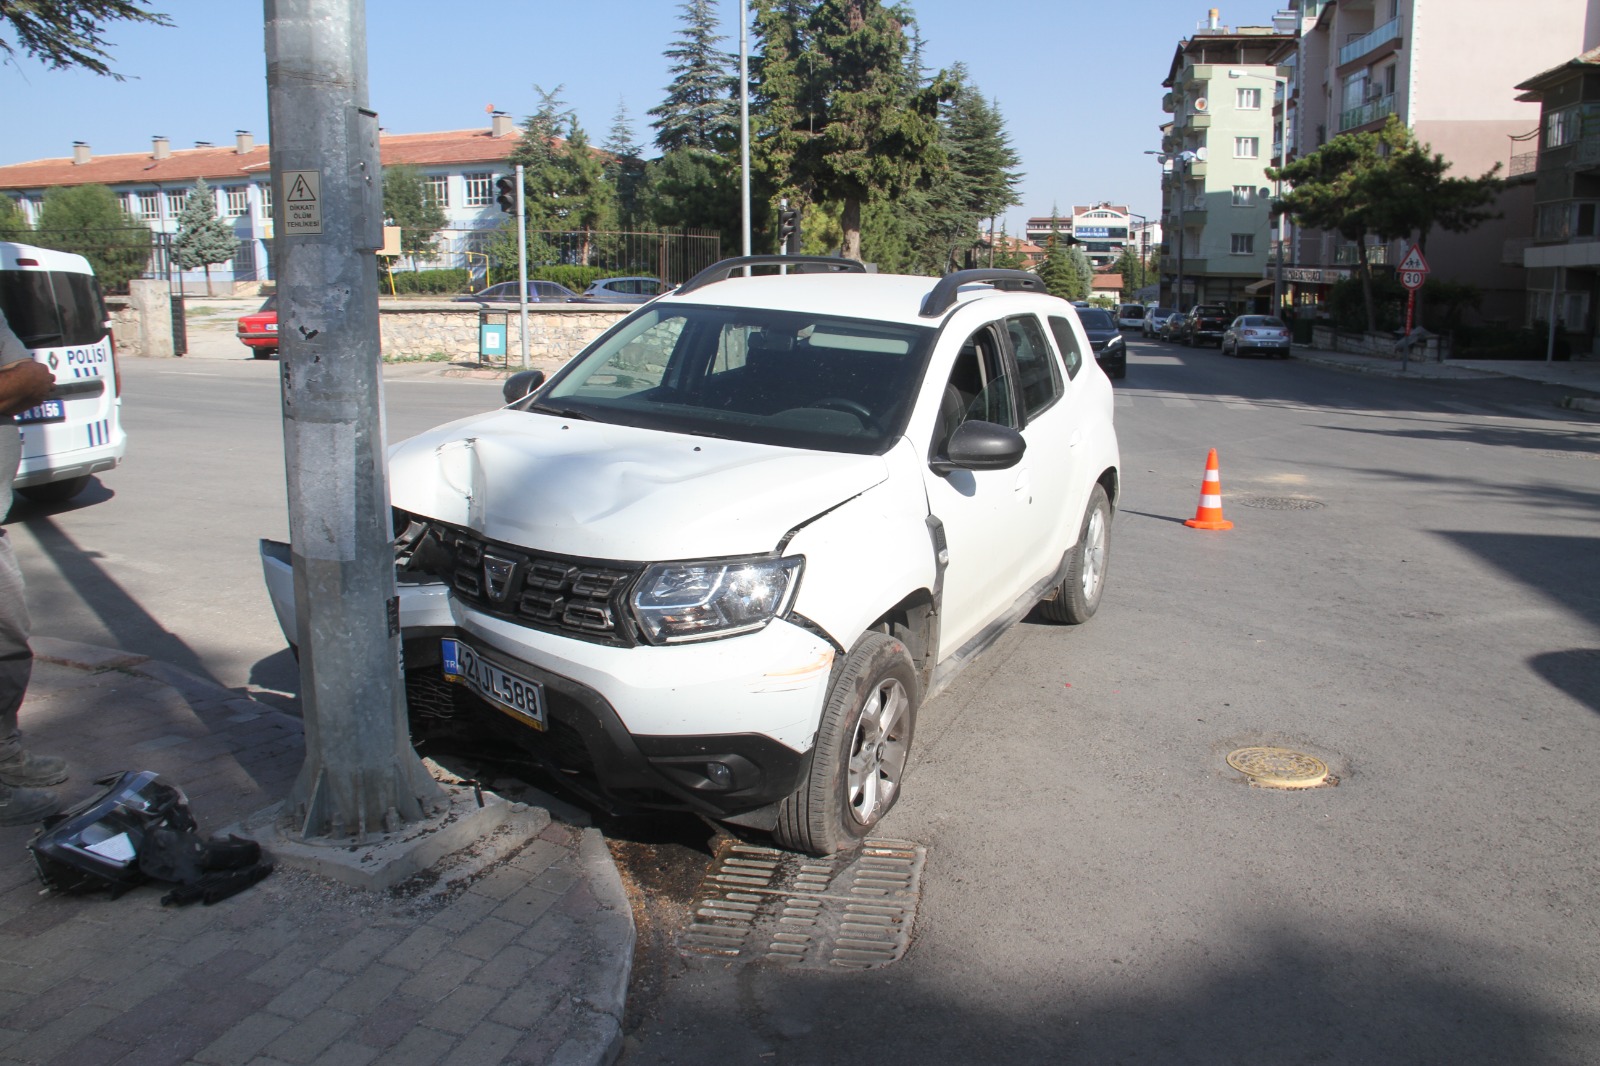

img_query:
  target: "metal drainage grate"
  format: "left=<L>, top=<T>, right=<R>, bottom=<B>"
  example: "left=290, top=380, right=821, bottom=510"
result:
left=1234, top=495, right=1327, bottom=511
left=677, top=838, right=925, bottom=970
left=1226, top=746, right=1335, bottom=790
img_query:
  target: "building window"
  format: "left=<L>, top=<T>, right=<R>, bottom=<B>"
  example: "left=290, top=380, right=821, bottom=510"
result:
left=425, top=176, right=449, bottom=208
left=259, top=183, right=272, bottom=217
left=1235, top=137, right=1260, bottom=159
left=464, top=172, right=492, bottom=207
left=1231, top=234, right=1255, bottom=255
left=137, top=191, right=161, bottom=219
left=167, top=191, right=187, bottom=215
left=1236, top=87, right=1261, bottom=110
left=224, top=186, right=248, bottom=216
left=1547, top=106, right=1581, bottom=149
left=1232, top=186, right=1256, bottom=206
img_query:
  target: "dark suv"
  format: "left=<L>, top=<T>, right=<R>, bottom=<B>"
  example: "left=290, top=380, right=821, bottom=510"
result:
left=1179, top=305, right=1231, bottom=347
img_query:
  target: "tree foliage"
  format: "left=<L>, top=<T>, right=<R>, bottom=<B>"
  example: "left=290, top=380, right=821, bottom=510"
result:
left=0, top=0, right=170, bottom=78
left=649, top=0, right=738, bottom=154
left=381, top=165, right=447, bottom=260
left=172, top=177, right=238, bottom=295
left=0, top=196, right=28, bottom=240
left=32, top=183, right=148, bottom=290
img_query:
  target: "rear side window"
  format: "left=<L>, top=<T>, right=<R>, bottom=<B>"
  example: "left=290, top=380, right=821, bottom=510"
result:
left=1005, top=314, right=1062, bottom=419
left=0, top=269, right=107, bottom=349
left=1046, top=316, right=1085, bottom=380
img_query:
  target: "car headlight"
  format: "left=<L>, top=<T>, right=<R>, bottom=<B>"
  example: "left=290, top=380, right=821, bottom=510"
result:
left=632, top=555, right=804, bottom=644
left=1105, top=334, right=1125, bottom=353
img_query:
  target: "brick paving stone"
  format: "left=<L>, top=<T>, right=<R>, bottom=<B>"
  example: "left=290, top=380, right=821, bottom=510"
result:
left=115, top=1021, right=216, bottom=1066
left=85, top=961, right=180, bottom=1012
left=450, top=916, right=522, bottom=961
left=263, top=968, right=349, bottom=1019
left=465, top=865, right=535, bottom=902
left=450, top=1019, right=523, bottom=1064
left=395, top=950, right=482, bottom=1003
left=308, top=1039, right=380, bottom=1066
left=468, top=944, right=542, bottom=991
left=259, top=1007, right=357, bottom=1064
left=494, top=885, right=561, bottom=927
left=379, top=925, right=451, bottom=973
left=486, top=980, right=563, bottom=1032
left=320, top=928, right=405, bottom=976
left=419, top=983, right=506, bottom=1036
left=0, top=971, right=96, bottom=1029
left=24, top=1004, right=123, bottom=1063
left=247, top=940, right=327, bottom=990
left=356, top=992, right=434, bottom=1049
left=382, top=1024, right=455, bottom=1066
left=192, top=1012, right=296, bottom=1066
left=167, top=926, right=240, bottom=968
left=43, top=1032, right=134, bottom=1066
left=424, top=890, right=500, bottom=935
left=325, top=963, right=408, bottom=1015
left=507, top=838, right=565, bottom=875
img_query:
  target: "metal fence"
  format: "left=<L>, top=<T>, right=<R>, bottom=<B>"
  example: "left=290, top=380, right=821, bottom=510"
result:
left=431, top=226, right=723, bottom=287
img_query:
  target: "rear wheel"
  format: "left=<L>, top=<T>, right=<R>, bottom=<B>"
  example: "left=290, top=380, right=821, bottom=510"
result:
left=773, top=632, right=918, bottom=856
left=16, top=476, right=90, bottom=505
left=1041, top=484, right=1112, bottom=625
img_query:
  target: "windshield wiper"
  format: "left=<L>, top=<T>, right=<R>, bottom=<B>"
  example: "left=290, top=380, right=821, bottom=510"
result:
left=524, top=402, right=592, bottom=420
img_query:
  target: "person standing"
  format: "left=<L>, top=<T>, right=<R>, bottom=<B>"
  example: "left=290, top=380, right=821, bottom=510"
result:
left=0, top=308, right=68, bottom=824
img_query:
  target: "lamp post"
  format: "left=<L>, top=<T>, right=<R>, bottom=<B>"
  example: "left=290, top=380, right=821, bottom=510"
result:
left=1151, top=150, right=1196, bottom=312
left=1229, top=68, right=1290, bottom=316
left=1126, top=211, right=1151, bottom=297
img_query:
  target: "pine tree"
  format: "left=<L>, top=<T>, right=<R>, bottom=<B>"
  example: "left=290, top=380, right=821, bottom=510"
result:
left=603, top=101, right=647, bottom=231
left=0, top=0, right=172, bottom=78
left=171, top=178, right=238, bottom=296
left=649, top=0, right=738, bottom=154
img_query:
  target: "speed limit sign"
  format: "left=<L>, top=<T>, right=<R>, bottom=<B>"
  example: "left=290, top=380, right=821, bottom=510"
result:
left=1401, top=269, right=1425, bottom=289
left=1398, top=245, right=1430, bottom=290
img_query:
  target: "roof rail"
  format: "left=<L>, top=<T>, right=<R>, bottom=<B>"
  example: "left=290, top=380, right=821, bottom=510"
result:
left=675, top=255, right=866, bottom=296
left=919, top=269, right=1047, bottom=318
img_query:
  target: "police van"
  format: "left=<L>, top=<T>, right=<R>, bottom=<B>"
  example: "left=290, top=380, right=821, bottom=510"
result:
left=0, top=241, right=125, bottom=504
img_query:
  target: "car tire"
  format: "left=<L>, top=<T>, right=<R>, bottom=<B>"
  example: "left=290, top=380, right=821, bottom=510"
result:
left=16, top=475, right=91, bottom=505
left=253, top=348, right=278, bottom=360
left=1041, top=484, right=1111, bottom=625
left=773, top=631, right=918, bottom=857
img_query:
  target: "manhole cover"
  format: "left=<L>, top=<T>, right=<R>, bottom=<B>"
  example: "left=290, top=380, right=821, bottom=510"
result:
left=1234, top=495, right=1326, bottom=510
left=677, top=838, right=925, bottom=970
left=1226, top=746, right=1333, bottom=789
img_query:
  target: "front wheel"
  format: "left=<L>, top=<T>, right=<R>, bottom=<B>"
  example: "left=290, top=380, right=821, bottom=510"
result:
left=1041, top=484, right=1112, bottom=624
left=773, top=632, right=918, bottom=856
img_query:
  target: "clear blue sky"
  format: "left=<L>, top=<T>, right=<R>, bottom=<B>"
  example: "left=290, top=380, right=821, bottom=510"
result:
left=0, top=1, right=1278, bottom=233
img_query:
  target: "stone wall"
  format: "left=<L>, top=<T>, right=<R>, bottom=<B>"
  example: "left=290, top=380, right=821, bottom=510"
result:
left=1310, top=324, right=1450, bottom=362
left=378, top=303, right=628, bottom=365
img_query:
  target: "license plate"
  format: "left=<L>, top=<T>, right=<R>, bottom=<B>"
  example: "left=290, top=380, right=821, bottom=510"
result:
left=441, top=638, right=545, bottom=729
left=265, top=323, right=277, bottom=332
left=15, top=399, right=64, bottom=425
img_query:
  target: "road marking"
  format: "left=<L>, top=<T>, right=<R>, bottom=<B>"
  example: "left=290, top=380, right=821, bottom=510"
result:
left=1160, top=395, right=1197, bottom=408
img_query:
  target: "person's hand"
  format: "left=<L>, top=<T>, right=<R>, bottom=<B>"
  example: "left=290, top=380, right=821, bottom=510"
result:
left=0, top=361, right=55, bottom=418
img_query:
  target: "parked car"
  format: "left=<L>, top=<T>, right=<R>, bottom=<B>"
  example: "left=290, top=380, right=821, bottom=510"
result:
left=1074, top=307, right=1127, bottom=379
left=1115, top=303, right=1146, bottom=330
left=261, top=257, right=1121, bottom=856
left=454, top=280, right=581, bottom=304
left=1177, top=304, right=1231, bottom=347
left=1143, top=307, right=1177, bottom=339
left=579, top=277, right=667, bottom=303
left=236, top=295, right=278, bottom=358
left=1222, top=315, right=1291, bottom=358
left=0, top=240, right=126, bottom=504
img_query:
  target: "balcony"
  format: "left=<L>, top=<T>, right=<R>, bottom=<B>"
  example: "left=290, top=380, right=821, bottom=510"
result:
left=1508, top=151, right=1538, bottom=178
left=1334, top=243, right=1388, bottom=266
left=1340, top=15, right=1402, bottom=66
left=1339, top=92, right=1396, bottom=132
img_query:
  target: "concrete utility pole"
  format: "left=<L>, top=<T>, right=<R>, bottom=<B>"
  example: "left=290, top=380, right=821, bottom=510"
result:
left=265, top=0, right=443, bottom=842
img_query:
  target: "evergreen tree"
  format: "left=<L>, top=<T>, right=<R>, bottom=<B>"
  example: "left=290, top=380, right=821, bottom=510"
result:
left=1036, top=233, right=1077, bottom=300
left=33, top=183, right=148, bottom=290
left=509, top=86, right=580, bottom=232
left=1068, top=245, right=1094, bottom=301
left=381, top=165, right=448, bottom=263
left=171, top=178, right=238, bottom=296
left=643, top=148, right=740, bottom=253
left=0, top=0, right=171, bottom=78
left=603, top=101, right=648, bottom=231
left=0, top=196, right=28, bottom=240
left=649, top=0, right=738, bottom=154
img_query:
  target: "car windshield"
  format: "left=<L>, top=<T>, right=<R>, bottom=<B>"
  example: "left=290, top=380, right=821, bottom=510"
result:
left=532, top=304, right=936, bottom=455
left=1250, top=317, right=1286, bottom=328
left=1152, top=308, right=1175, bottom=318
left=1078, top=310, right=1115, bottom=329
left=1195, top=306, right=1227, bottom=315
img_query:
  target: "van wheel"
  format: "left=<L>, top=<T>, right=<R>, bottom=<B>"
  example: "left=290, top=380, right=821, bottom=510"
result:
left=16, top=476, right=90, bottom=505
left=1041, top=484, right=1111, bottom=624
left=773, top=632, right=918, bottom=857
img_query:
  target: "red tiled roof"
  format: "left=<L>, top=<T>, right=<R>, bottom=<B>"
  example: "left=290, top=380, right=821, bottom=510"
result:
left=0, top=127, right=534, bottom=192
left=1091, top=274, right=1125, bottom=291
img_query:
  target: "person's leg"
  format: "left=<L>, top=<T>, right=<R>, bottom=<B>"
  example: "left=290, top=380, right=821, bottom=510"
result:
left=0, top=528, right=64, bottom=821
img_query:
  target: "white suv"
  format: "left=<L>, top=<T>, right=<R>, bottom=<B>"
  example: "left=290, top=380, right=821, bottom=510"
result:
left=264, top=258, right=1120, bottom=854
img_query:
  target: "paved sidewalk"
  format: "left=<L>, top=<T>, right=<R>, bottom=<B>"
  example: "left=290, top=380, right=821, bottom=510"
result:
left=0, top=638, right=632, bottom=1066
left=1288, top=345, right=1600, bottom=408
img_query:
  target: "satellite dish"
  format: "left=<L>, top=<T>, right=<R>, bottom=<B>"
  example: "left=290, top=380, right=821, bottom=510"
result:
left=1193, top=97, right=1209, bottom=113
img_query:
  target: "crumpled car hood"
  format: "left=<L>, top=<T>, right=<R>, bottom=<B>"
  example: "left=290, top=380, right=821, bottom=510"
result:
left=388, top=409, right=889, bottom=561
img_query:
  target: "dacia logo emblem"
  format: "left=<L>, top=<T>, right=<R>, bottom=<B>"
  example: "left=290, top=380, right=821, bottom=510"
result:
left=47, top=353, right=59, bottom=370
left=482, top=554, right=518, bottom=603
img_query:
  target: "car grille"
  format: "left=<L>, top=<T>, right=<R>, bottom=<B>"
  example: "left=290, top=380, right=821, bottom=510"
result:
left=410, top=522, right=642, bottom=646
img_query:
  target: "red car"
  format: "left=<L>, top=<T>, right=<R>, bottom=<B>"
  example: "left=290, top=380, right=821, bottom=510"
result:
left=236, top=296, right=278, bottom=358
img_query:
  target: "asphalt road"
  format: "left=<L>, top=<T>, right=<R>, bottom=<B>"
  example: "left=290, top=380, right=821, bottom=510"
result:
left=7, top=328, right=1600, bottom=1063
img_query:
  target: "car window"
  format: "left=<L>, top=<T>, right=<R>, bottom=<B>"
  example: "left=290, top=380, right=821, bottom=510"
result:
left=1045, top=316, right=1085, bottom=380
left=541, top=305, right=933, bottom=455
left=932, top=325, right=1013, bottom=457
left=1078, top=310, right=1115, bottom=330
left=1006, top=314, right=1062, bottom=420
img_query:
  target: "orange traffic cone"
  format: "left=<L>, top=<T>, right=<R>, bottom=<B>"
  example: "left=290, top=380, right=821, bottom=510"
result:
left=1184, top=448, right=1234, bottom=530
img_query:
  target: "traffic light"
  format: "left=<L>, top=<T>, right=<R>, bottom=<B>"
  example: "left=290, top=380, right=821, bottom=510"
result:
left=778, top=206, right=801, bottom=255
left=495, top=176, right=516, bottom=214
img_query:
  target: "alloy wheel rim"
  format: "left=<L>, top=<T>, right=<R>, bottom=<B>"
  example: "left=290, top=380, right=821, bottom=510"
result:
left=1080, top=506, right=1106, bottom=601
left=847, top=678, right=910, bottom=826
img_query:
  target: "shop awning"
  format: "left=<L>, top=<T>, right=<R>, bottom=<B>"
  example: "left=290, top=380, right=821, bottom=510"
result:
left=1244, top=279, right=1275, bottom=294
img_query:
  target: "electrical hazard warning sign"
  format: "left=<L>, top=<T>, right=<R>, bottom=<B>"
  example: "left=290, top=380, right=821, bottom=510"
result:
left=281, top=170, right=322, bottom=235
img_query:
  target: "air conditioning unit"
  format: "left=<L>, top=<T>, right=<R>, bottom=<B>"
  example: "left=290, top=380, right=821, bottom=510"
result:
left=1193, top=97, right=1210, bottom=113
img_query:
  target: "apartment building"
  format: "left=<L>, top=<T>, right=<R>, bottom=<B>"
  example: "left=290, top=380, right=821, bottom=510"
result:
left=1270, top=0, right=1592, bottom=323
left=1158, top=10, right=1292, bottom=311
left=1024, top=207, right=1159, bottom=270
left=0, top=113, right=527, bottom=288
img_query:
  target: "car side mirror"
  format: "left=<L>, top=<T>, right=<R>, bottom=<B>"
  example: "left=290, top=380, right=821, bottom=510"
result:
left=930, top=420, right=1026, bottom=476
left=502, top=369, right=545, bottom=405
